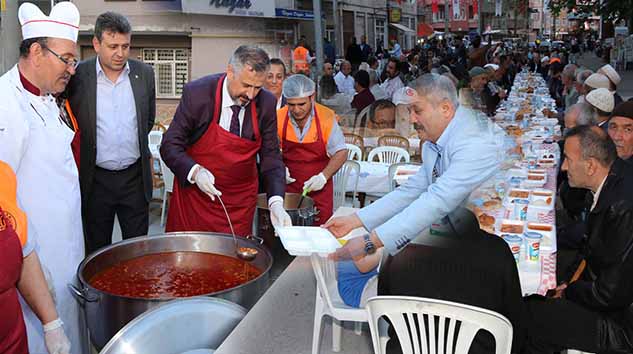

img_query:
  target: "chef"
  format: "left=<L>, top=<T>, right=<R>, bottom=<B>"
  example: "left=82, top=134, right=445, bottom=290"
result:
left=277, top=75, right=347, bottom=224
left=0, top=2, right=84, bottom=354
left=160, top=45, right=292, bottom=235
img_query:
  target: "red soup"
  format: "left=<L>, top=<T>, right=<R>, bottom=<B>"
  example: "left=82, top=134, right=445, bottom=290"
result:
left=89, top=251, right=263, bottom=298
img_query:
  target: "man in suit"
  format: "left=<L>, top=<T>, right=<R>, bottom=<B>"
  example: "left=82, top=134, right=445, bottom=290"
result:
left=159, top=45, right=292, bottom=235
left=67, top=12, right=155, bottom=254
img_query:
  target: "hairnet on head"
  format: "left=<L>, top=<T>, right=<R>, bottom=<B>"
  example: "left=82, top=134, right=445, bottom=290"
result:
left=282, top=74, right=315, bottom=98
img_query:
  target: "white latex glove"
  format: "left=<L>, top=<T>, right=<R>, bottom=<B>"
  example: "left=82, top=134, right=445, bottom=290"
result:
left=270, top=200, right=292, bottom=229
left=285, top=167, right=296, bottom=184
left=44, top=319, right=71, bottom=354
left=303, top=172, right=327, bottom=192
left=194, top=166, right=222, bottom=201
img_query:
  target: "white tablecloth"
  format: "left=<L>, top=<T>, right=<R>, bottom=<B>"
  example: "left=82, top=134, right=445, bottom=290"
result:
left=345, top=161, right=390, bottom=194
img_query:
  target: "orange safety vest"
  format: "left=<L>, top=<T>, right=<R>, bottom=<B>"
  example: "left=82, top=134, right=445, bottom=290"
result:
left=277, top=103, right=338, bottom=146
left=0, top=162, right=28, bottom=247
left=292, top=46, right=310, bottom=74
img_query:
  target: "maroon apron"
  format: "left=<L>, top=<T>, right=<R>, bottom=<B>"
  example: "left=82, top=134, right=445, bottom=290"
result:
left=166, top=75, right=262, bottom=236
left=281, top=109, right=333, bottom=224
left=0, top=207, right=28, bottom=354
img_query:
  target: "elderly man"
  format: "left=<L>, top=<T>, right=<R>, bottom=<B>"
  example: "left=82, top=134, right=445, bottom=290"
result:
left=324, top=73, right=499, bottom=259
left=585, top=88, right=615, bottom=133
left=334, top=60, right=355, bottom=96
left=597, top=64, right=623, bottom=106
left=562, top=64, right=578, bottom=108
left=160, top=46, right=291, bottom=235
left=580, top=73, right=611, bottom=105
left=608, top=101, right=633, bottom=163
left=524, top=126, right=633, bottom=354
left=0, top=2, right=85, bottom=353
left=574, top=69, right=593, bottom=103
left=264, top=58, right=287, bottom=110
left=277, top=75, right=347, bottom=223
left=380, top=57, right=405, bottom=100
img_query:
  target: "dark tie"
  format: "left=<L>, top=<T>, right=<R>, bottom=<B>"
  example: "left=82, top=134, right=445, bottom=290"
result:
left=429, top=143, right=442, bottom=182
left=230, top=105, right=241, bottom=137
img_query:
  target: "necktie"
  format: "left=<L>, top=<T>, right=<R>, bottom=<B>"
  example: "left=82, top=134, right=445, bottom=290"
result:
left=429, top=143, right=442, bottom=182
left=229, top=105, right=241, bottom=137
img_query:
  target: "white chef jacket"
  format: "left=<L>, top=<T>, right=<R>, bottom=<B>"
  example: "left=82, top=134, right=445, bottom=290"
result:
left=0, top=65, right=85, bottom=354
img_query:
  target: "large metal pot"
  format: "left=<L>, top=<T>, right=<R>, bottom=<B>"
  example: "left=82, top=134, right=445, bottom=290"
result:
left=256, top=193, right=318, bottom=271
left=70, top=232, right=272, bottom=350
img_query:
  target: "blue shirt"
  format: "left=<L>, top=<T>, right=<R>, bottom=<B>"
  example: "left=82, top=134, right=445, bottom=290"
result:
left=357, top=106, right=501, bottom=255
left=336, top=260, right=378, bottom=308
left=95, top=58, right=139, bottom=170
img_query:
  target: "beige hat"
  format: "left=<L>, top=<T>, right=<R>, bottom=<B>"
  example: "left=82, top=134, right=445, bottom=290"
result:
left=597, top=64, right=621, bottom=86
left=586, top=88, right=615, bottom=113
left=19, top=2, right=80, bottom=42
left=584, top=73, right=611, bottom=90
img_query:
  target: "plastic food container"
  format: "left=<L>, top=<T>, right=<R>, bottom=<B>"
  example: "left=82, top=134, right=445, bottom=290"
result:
left=498, top=219, right=525, bottom=236
left=524, top=232, right=543, bottom=262
left=276, top=226, right=342, bottom=256
left=513, top=199, right=529, bottom=221
left=502, top=234, right=523, bottom=263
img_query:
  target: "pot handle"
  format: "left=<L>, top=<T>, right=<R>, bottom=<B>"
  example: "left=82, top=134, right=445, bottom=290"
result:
left=68, top=284, right=98, bottom=304
left=246, top=234, right=264, bottom=245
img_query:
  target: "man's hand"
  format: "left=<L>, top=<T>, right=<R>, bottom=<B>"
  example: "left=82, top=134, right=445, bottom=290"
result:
left=270, top=200, right=292, bottom=229
left=303, top=172, right=327, bottom=192
left=193, top=166, right=222, bottom=201
left=285, top=167, right=296, bottom=184
left=44, top=319, right=71, bottom=354
left=322, top=213, right=364, bottom=238
left=548, top=283, right=568, bottom=299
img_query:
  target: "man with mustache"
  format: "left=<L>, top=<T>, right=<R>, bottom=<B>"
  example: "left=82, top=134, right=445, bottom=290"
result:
left=608, top=101, right=633, bottom=164
left=0, top=2, right=84, bottom=353
left=67, top=12, right=156, bottom=254
left=160, top=46, right=292, bottom=234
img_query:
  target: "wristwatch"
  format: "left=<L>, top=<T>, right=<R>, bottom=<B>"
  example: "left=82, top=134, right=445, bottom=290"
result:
left=363, top=234, right=376, bottom=255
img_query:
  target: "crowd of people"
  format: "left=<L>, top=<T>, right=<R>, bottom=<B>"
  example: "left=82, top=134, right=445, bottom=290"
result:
left=1, top=1, right=633, bottom=354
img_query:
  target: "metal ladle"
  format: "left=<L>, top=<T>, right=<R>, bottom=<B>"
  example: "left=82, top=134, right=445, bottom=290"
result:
left=217, top=195, right=258, bottom=262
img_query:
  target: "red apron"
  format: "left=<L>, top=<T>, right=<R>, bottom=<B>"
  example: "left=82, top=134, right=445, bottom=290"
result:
left=0, top=207, right=28, bottom=354
left=166, top=75, right=261, bottom=236
left=282, top=109, right=333, bottom=224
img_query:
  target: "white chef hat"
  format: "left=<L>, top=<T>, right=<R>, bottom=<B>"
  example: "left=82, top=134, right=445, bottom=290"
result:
left=392, top=86, right=418, bottom=105
left=586, top=88, right=615, bottom=113
left=597, top=64, right=621, bottom=86
left=282, top=74, right=315, bottom=98
left=19, top=2, right=80, bottom=42
left=584, top=73, right=611, bottom=90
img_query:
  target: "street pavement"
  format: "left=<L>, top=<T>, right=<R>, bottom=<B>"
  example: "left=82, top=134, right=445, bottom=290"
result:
left=575, top=52, right=633, bottom=100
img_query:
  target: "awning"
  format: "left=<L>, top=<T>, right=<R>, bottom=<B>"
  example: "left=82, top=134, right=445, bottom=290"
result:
left=390, top=23, right=415, bottom=34
left=417, top=23, right=434, bottom=37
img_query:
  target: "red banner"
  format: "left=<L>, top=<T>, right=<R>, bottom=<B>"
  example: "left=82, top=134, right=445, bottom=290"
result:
left=472, top=0, right=477, bottom=16
left=432, top=0, right=439, bottom=14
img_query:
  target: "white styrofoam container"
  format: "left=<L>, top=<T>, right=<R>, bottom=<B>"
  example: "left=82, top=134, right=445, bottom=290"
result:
left=276, top=226, right=342, bottom=256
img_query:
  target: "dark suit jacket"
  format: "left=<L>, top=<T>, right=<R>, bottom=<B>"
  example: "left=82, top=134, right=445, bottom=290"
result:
left=67, top=57, right=156, bottom=203
left=159, top=73, right=285, bottom=198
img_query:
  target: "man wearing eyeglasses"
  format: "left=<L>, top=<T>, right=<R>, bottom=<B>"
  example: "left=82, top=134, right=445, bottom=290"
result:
left=66, top=12, right=156, bottom=254
left=0, top=2, right=85, bottom=353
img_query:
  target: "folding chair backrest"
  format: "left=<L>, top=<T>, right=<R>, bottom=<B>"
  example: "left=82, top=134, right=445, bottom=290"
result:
left=367, top=146, right=410, bottom=164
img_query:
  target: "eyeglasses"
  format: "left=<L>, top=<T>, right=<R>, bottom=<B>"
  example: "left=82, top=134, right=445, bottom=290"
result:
left=43, top=46, right=79, bottom=69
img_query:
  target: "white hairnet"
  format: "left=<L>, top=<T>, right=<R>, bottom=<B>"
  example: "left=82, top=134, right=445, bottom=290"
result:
left=282, top=74, right=315, bottom=98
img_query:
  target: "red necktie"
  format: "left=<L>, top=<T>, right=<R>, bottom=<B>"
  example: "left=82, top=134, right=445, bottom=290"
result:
left=230, top=105, right=241, bottom=137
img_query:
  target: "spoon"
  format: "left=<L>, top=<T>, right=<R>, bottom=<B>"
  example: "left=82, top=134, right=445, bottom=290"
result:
left=297, top=187, right=309, bottom=209
left=216, top=195, right=258, bottom=262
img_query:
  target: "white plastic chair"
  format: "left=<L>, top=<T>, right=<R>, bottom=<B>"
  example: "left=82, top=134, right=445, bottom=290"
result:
left=388, top=162, right=421, bottom=192
left=310, top=254, right=369, bottom=354
left=333, top=160, right=360, bottom=212
left=366, top=296, right=513, bottom=354
left=566, top=350, right=595, bottom=354
left=367, top=146, right=410, bottom=164
left=148, top=131, right=163, bottom=156
left=159, top=158, right=175, bottom=227
left=346, top=143, right=362, bottom=161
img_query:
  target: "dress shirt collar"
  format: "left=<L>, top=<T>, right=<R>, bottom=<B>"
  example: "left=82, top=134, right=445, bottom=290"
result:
left=96, top=57, right=130, bottom=82
left=433, top=104, right=463, bottom=151
left=222, top=76, right=242, bottom=109
left=590, top=174, right=608, bottom=212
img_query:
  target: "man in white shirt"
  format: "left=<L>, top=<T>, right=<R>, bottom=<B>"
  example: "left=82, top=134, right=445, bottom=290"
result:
left=334, top=60, right=356, bottom=95
left=380, top=57, right=405, bottom=100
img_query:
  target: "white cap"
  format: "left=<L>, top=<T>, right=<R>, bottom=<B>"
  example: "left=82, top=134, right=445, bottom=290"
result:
left=282, top=74, right=315, bottom=99
left=541, top=56, right=549, bottom=63
left=584, top=73, right=611, bottom=90
left=597, top=64, right=621, bottom=86
left=392, top=87, right=418, bottom=105
left=484, top=63, right=499, bottom=71
left=19, top=2, right=80, bottom=42
left=586, top=88, right=615, bottom=113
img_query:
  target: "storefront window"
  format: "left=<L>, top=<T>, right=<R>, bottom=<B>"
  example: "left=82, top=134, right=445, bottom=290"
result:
left=142, top=48, right=190, bottom=98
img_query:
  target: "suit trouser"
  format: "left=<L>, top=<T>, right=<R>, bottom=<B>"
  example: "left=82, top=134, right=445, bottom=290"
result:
left=523, top=296, right=632, bottom=354
left=84, top=159, right=149, bottom=254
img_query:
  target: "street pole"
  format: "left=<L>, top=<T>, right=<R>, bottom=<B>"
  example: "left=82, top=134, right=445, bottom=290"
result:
left=0, top=0, right=20, bottom=74
left=445, top=0, right=450, bottom=34
left=314, top=0, right=324, bottom=83
left=478, top=0, right=483, bottom=34
left=333, top=0, right=340, bottom=58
